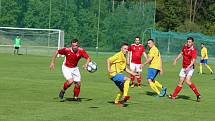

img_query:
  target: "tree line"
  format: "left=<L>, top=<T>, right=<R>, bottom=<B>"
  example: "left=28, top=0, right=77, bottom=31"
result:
left=0, top=0, right=214, bottom=51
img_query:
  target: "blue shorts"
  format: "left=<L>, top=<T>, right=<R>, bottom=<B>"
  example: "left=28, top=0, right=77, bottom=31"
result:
left=111, top=74, right=125, bottom=92
left=147, top=68, right=160, bottom=81
left=200, top=59, right=208, bottom=64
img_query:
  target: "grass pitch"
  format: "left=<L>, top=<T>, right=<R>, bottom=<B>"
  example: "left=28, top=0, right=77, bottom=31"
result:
left=0, top=53, right=215, bottom=121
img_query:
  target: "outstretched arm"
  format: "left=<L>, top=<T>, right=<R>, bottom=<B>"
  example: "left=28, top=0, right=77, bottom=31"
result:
left=49, top=50, right=59, bottom=71
left=173, top=52, right=183, bottom=65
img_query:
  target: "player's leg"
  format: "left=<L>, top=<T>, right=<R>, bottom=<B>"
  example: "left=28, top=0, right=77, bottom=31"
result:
left=130, top=63, right=135, bottom=87
left=185, top=70, right=201, bottom=101
left=73, top=82, right=81, bottom=101
left=111, top=74, right=126, bottom=103
left=205, top=60, right=213, bottom=74
left=137, top=64, right=142, bottom=88
left=14, top=47, right=16, bottom=55
left=154, top=80, right=167, bottom=96
left=147, top=68, right=160, bottom=95
left=59, top=65, right=75, bottom=99
left=169, top=68, right=186, bottom=99
left=199, top=59, right=204, bottom=74
left=17, top=48, right=19, bottom=55
left=72, top=67, right=81, bottom=100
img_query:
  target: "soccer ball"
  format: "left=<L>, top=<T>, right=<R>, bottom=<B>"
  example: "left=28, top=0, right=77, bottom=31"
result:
left=87, top=61, right=97, bottom=73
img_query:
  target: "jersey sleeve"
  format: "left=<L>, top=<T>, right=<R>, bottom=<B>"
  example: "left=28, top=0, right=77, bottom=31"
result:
left=109, top=53, right=119, bottom=63
left=192, top=48, right=197, bottom=59
left=81, top=49, right=90, bottom=59
left=58, top=48, right=67, bottom=55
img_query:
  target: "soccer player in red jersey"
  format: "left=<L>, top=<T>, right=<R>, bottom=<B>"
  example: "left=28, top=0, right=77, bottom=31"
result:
left=128, top=36, right=147, bottom=88
left=169, top=37, right=201, bottom=102
left=50, top=39, right=91, bottom=101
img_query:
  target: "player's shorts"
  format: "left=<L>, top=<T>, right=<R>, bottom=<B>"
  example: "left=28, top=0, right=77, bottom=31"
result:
left=62, top=64, right=81, bottom=82
left=200, top=59, right=208, bottom=64
left=179, top=67, right=194, bottom=78
left=147, top=68, right=160, bottom=81
left=14, top=47, right=19, bottom=49
left=111, top=74, right=125, bottom=92
left=130, top=63, right=142, bottom=72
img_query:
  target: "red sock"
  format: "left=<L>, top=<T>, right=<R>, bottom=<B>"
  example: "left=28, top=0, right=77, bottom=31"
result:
left=130, top=74, right=135, bottom=84
left=63, top=81, right=71, bottom=90
left=172, top=86, right=182, bottom=97
left=137, top=75, right=142, bottom=86
left=74, top=86, right=80, bottom=97
left=189, top=83, right=200, bottom=96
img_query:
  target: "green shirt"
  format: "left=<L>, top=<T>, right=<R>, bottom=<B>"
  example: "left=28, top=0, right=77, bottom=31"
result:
left=14, top=38, right=22, bottom=47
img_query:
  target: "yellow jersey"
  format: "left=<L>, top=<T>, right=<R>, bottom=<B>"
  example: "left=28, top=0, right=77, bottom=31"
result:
left=108, top=51, right=126, bottom=77
left=148, top=45, right=161, bottom=70
left=201, top=47, right=208, bottom=59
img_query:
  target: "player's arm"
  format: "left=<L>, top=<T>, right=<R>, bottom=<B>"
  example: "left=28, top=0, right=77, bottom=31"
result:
left=127, top=51, right=131, bottom=65
left=143, top=55, right=153, bottom=65
left=185, top=58, right=196, bottom=71
left=173, top=52, right=183, bottom=65
left=125, top=68, right=139, bottom=77
left=143, top=52, right=147, bottom=59
left=83, top=57, right=91, bottom=70
left=107, top=58, right=115, bottom=74
left=49, top=50, right=59, bottom=71
left=159, top=54, right=164, bottom=75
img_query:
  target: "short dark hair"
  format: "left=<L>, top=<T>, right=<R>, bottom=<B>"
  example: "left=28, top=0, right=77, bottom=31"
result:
left=147, top=38, right=154, bottom=42
left=135, top=36, right=140, bottom=39
left=71, top=39, right=79, bottom=44
left=187, top=37, right=194, bottom=42
left=121, top=42, right=129, bottom=47
left=201, top=43, right=205, bottom=45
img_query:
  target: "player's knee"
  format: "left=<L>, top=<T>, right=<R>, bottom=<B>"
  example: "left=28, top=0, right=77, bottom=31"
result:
left=75, top=82, right=81, bottom=88
left=67, top=79, right=74, bottom=85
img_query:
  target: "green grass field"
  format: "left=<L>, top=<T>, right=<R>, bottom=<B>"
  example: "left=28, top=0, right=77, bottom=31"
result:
left=0, top=53, right=215, bottom=121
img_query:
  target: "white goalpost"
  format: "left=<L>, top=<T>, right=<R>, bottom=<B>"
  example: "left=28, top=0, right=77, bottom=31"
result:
left=0, top=27, right=64, bottom=56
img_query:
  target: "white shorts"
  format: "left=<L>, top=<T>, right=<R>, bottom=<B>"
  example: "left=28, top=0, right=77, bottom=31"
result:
left=62, top=65, right=81, bottom=82
left=130, top=63, right=142, bottom=72
left=179, top=67, right=194, bottom=78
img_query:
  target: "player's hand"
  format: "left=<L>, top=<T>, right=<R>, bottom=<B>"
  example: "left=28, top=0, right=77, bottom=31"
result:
left=159, top=69, right=164, bottom=76
left=173, top=60, right=177, bottom=65
left=108, top=69, right=115, bottom=74
left=141, top=64, right=144, bottom=68
left=49, top=62, right=55, bottom=71
left=83, top=63, right=87, bottom=70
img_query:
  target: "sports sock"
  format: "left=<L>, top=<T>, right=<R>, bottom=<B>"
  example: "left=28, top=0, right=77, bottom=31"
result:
left=200, top=64, right=203, bottom=74
left=189, top=83, right=200, bottom=96
left=63, top=81, right=71, bottom=91
left=206, top=64, right=213, bottom=73
left=137, top=75, right=141, bottom=86
left=149, top=82, right=160, bottom=94
left=73, top=86, right=80, bottom=97
left=154, top=80, right=163, bottom=89
left=172, top=85, right=182, bottom=97
left=115, top=91, right=123, bottom=103
left=130, top=74, right=135, bottom=85
left=123, top=80, right=130, bottom=96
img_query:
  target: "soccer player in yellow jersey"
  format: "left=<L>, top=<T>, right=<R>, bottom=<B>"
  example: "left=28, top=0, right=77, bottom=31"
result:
left=107, top=42, right=139, bottom=104
left=143, top=39, right=167, bottom=97
left=200, top=43, right=213, bottom=74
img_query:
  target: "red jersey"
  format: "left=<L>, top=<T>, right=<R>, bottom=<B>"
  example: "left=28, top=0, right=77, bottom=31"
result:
left=58, top=47, right=89, bottom=68
left=182, top=45, right=197, bottom=68
left=129, top=44, right=145, bottom=64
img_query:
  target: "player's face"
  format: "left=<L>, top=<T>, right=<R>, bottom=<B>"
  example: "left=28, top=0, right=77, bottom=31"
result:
left=134, top=38, right=140, bottom=45
left=121, top=45, right=128, bottom=54
left=201, top=44, right=204, bottom=48
left=71, top=42, right=79, bottom=53
left=187, top=39, right=193, bottom=47
left=147, top=40, right=154, bottom=48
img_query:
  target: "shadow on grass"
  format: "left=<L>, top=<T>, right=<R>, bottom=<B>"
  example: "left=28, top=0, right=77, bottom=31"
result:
left=107, top=101, right=129, bottom=107
left=53, top=97, right=93, bottom=102
left=145, top=91, right=157, bottom=96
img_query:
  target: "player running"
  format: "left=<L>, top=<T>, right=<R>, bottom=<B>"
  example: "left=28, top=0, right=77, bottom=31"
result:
left=128, top=36, right=147, bottom=88
left=143, top=39, right=167, bottom=97
left=199, top=43, right=213, bottom=74
left=107, top=42, right=139, bottom=105
left=169, top=37, right=201, bottom=102
left=50, top=39, right=91, bottom=101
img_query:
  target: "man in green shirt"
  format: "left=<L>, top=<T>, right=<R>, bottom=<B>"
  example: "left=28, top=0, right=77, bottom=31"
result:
left=13, top=36, right=22, bottom=55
